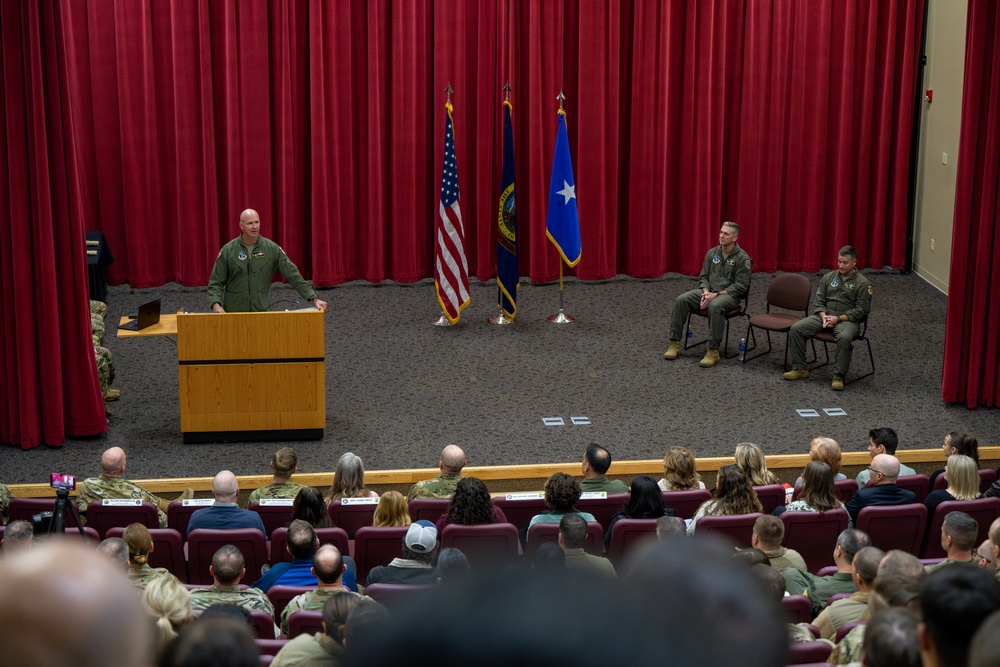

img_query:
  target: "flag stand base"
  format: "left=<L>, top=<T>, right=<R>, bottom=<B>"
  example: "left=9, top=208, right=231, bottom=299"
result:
left=430, top=314, right=453, bottom=326
left=547, top=309, right=575, bottom=324
left=487, top=310, right=515, bottom=325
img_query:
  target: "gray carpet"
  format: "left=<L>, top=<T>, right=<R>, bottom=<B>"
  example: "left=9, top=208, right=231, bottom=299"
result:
left=4, top=271, right=998, bottom=484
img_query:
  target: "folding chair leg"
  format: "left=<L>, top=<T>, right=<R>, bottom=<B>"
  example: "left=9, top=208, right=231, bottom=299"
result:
left=844, top=338, right=875, bottom=385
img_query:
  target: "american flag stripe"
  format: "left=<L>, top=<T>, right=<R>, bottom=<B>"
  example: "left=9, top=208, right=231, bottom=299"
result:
left=434, top=102, right=470, bottom=323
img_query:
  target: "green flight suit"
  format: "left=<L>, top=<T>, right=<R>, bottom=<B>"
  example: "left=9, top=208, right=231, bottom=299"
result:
left=669, top=244, right=752, bottom=350
left=207, top=235, right=316, bottom=312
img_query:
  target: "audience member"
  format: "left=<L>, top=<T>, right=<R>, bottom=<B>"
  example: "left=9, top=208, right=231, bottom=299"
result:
left=343, top=601, right=391, bottom=657
left=844, top=454, right=917, bottom=525
left=0, top=482, right=11, bottom=523
left=968, top=609, right=1000, bottom=667
left=688, top=465, right=762, bottom=534
left=734, top=442, right=778, bottom=486
left=406, top=444, right=467, bottom=500
left=324, top=452, right=379, bottom=502
left=163, top=615, right=259, bottom=667
left=812, top=545, right=884, bottom=640
left=436, top=547, right=470, bottom=582
left=529, top=541, right=567, bottom=574
left=560, top=513, right=615, bottom=579
left=273, top=592, right=366, bottom=667
left=925, top=511, right=979, bottom=572
left=253, top=519, right=319, bottom=592
left=878, top=549, right=926, bottom=580
left=924, top=454, right=982, bottom=519
left=658, top=446, right=704, bottom=491
left=750, top=563, right=817, bottom=644
left=604, top=475, right=666, bottom=551
left=930, top=431, right=980, bottom=489
left=862, top=608, right=921, bottom=667
left=784, top=528, right=872, bottom=615
left=732, top=547, right=770, bottom=568
left=123, top=522, right=174, bottom=588
left=793, top=437, right=846, bottom=486
left=188, top=545, right=277, bottom=636
left=187, top=471, right=266, bottom=536
left=749, top=515, right=806, bottom=571
left=291, top=486, right=334, bottom=528
left=1, top=519, right=32, bottom=553
left=829, top=572, right=922, bottom=664
left=856, top=427, right=916, bottom=486
left=526, top=472, right=596, bottom=532
left=656, top=515, right=687, bottom=540
left=918, top=564, right=1000, bottom=667
left=372, top=490, right=411, bottom=527
left=975, top=539, right=996, bottom=573
left=281, top=544, right=363, bottom=635
left=142, top=573, right=193, bottom=660
left=991, top=518, right=1000, bottom=582
left=366, top=520, right=440, bottom=586
left=436, top=476, right=507, bottom=534
left=247, top=447, right=306, bottom=504
left=76, top=446, right=192, bottom=527
left=0, top=541, right=151, bottom=667
left=579, top=443, right=629, bottom=493
left=97, top=536, right=130, bottom=573
left=781, top=461, right=847, bottom=522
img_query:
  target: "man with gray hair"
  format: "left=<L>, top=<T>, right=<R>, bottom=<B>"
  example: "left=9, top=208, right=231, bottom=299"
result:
left=96, top=537, right=129, bottom=573
left=844, top=454, right=917, bottom=525
left=187, top=470, right=265, bottom=536
left=784, top=528, right=873, bottom=616
left=663, top=221, right=752, bottom=368
left=783, top=245, right=871, bottom=390
left=812, top=545, right=884, bottom=639
left=1, top=520, right=33, bottom=553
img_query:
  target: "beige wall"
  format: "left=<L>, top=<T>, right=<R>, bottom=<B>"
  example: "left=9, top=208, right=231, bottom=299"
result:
left=912, top=0, right=968, bottom=293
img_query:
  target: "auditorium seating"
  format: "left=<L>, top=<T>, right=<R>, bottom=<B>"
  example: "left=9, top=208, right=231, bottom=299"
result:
left=491, top=495, right=549, bottom=534
left=286, top=610, right=324, bottom=638
left=408, top=497, right=451, bottom=524
left=661, top=489, right=712, bottom=519
left=187, top=528, right=268, bottom=585
left=605, top=518, right=658, bottom=566
left=525, top=521, right=604, bottom=556
left=574, top=493, right=629, bottom=530
left=266, top=585, right=314, bottom=619
left=365, top=583, right=436, bottom=612
left=695, top=512, right=762, bottom=547
left=85, top=500, right=159, bottom=539
left=780, top=509, right=849, bottom=573
left=249, top=501, right=295, bottom=537
left=754, top=485, right=788, bottom=514
left=327, top=500, right=378, bottom=539
left=8, top=497, right=82, bottom=528
left=855, top=504, right=927, bottom=555
left=440, top=523, right=520, bottom=569
left=106, top=526, right=188, bottom=582
left=921, top=497, right=1000, bottom=559
left=786, top=641, right=833, bottom=665
left=781, top=595, right=813, bottom=624
left=791, top=479, right=858, bottom=504
left=167, top=501, right=204, bottom=536
left=354, top=526, right=409, bottom=585
left=269, top=526, right=349, bottom=564
left=895, top=474, right=930, bottom=502
left=931, top=469, right=999, bottom=495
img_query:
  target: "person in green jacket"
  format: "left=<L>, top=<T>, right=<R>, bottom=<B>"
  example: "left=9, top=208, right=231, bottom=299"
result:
left=208, top=208, right=328, bottom=313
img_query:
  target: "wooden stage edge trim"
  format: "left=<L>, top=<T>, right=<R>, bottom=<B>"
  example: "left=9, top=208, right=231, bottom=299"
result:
left=8, top=447, right=999, bottom=498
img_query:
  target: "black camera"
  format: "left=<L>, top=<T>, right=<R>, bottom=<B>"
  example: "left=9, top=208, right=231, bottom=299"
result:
left=50, top=472, right=76, bottom=491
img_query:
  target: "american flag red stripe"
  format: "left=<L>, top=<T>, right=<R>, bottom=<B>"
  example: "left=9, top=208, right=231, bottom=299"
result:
left=434, top=101, right=470, bottom=323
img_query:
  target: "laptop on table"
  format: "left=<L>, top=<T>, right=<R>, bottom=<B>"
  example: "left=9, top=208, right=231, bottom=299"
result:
left=119, top=299, right=161, bottom=331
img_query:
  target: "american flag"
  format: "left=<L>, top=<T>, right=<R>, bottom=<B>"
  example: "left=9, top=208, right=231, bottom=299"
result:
left=434, top=101, right=471, bottom=323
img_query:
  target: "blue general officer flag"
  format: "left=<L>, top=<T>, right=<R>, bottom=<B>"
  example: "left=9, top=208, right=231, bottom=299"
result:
left=496, top=100, right=519, bottom=318
left=545, top=110, right=581, bottom=267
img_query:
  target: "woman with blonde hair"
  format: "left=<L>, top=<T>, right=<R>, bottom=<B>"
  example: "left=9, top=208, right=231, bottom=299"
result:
left=734, top=442, right=778, bottom=486
left=372, top=490, right=412, bottom=527
left=123, top=522, right=174, bottom=588
left=688, top=466, right=763, bottom=534
left=659, top=446, right=704, bottom=491
left=325, top=452, right=379, bottom=502
left=924, top=454, right=981, bottom=518
left=141, top=573, right=192, bottom=658
left=794, top=437, right=846, bottom=487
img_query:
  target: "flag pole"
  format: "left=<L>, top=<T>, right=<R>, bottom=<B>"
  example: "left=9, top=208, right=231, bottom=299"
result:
left=432, top=82, right=456, bottom=326
left=488, top=80, right=516, bottom=325
left=433, top=81, right=470, bottom=326
left=547, top=90, right=575, bottom=324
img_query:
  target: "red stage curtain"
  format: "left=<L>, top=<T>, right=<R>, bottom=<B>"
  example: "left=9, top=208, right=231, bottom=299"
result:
left=1, top=0, right=927, bottom=446
left=942, top=0, right=1000, bottom=408
left=0, top=2, right=106, bottom=448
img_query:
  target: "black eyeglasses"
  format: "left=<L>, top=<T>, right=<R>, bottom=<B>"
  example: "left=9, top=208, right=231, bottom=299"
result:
left=867, top=466, right=884, bottom=476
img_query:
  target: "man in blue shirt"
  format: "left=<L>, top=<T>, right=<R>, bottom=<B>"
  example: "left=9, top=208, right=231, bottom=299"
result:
left=187, top=471, right=266, bottom=536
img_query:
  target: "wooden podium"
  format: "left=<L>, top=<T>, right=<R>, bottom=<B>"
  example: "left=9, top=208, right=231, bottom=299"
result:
left=176, top=311, right=325, bottom=443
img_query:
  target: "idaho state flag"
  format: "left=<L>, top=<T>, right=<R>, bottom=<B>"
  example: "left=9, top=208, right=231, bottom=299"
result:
left=545, top=109, right=581, bottom=266
left=496, top=100, right=519, bottom=318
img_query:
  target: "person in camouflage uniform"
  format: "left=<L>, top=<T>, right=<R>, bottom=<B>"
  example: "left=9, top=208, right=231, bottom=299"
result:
left=406, top=444, right=466, bottom=501
left=90, top=299, right=119, bottom=402
left=189, top=545, right=279, bottom=638
left=280, top=545, right=364, bottom=634
left=247, top=447, right=306, bottom=505
left=123, top=523, right=176, bottom=588
left=75, top=447, right=193, bottom=527
left=0, top=483, right=11, bottom=523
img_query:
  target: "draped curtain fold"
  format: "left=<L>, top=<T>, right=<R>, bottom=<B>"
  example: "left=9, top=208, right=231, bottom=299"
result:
left=1, top=0, right=927, bottom=447
left=942, top=0, right=1000, bottom=408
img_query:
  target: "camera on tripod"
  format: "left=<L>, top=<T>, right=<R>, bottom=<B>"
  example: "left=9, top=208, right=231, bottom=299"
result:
left=50, top=472, right=76, bottom=491
left=32, top=472, right=85, bottom=537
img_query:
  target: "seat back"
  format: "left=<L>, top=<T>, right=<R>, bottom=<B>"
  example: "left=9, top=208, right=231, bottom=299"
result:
left=980, top=469, right=999, bottom=495
left=605, top=517, right=658, bottom=565
left=255, top=639, right=288, bottom=657
left=407, top=498, right=452, bottom=525
left=85, top=500, right=160, bottom=539
left=766, top=273, right=812, bottom=312
left=8, top=497, right=82, bottom=528
left=661, top=489, right=712, bottom=520
left=855, top=504, right=927, bottom=556
left=265, top=585, right=314, bottom=619
left=187, top=528, right=268, bottom=585
left=167, top=500, right=213, bottom=536
left=525, top=521, right=604, bottom=557
left=922, top=497, right=1000, bottom=559
left=753, top=485, right=787, bottom=514
left=491, top=495, right=549, bottom=533
left=836, top=620, right=863, bottom=644
left=354, top=526, right=409, bottom=585
left=249, top=501, right=295, bottom=538
left=286, top=610, right=324, bottom=638
left=106, top=526, right=188, bottom=582
left=52, top=526, right=100, bottom=544
left=269, top=526, right=350, bottom=564
left=695, top=512, right=762, bottom=547
left=780, top=509, right=850, bottom=573
left=574, top=493, right=629, bottom=531
left=364, top=583, right=436, bottom=613
left=786, top=641, right=833, bottom=665
left=440, top=523, right=520, bottom=569
left=781, top=595, right=813, bottom=624
left=895, top=474, right=930, bottom=503
left=327, top=500, right=378, bottom=539
left=834, top=479, right=859, bottom=503
left=249, top=609, right=277, bottom=639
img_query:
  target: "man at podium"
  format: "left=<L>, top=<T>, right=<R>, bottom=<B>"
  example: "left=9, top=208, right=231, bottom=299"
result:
left=208, top=208, right=328, bottom=313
